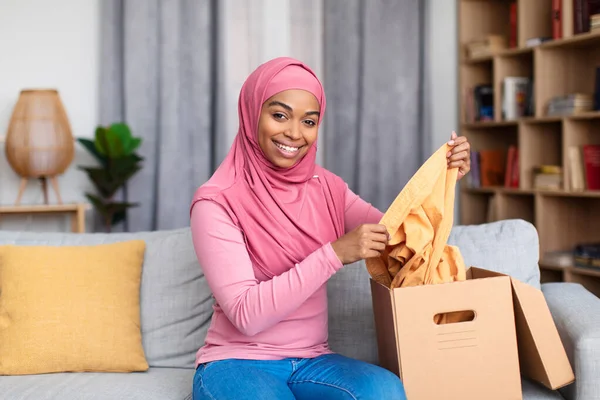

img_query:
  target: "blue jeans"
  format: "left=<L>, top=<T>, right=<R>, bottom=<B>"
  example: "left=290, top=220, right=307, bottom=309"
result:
left=192, top=353, right=406, bottom=399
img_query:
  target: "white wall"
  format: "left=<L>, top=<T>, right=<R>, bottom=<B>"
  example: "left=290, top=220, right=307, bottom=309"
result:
left=0, top=0, right=100, bottom=231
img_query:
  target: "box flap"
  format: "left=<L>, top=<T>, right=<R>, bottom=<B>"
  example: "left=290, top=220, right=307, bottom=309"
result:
left=469, top=267, right=575, bottom=389
left=510, top=278, right=575, bottom=389
left=369, top=279, right=401, bottom=378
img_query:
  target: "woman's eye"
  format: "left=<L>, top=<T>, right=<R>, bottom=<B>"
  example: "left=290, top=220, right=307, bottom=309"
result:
left=273, top=113, right=286, bottom=120
left=304, top=120, right=316, bottom=127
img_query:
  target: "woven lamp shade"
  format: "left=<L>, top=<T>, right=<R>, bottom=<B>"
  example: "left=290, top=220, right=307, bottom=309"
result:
left=5, top=89, right=75, bottom=205
left=5, top=89, right=74, bottom=178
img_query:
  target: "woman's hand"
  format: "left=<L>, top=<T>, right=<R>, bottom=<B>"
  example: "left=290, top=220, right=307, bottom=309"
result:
left=447, top=131, right=471, bottom=180
left=331, top=224, right=389, bottom=265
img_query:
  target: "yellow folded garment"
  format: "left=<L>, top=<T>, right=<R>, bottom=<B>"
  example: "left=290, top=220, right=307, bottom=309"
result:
left=366, top=143, right=467, bottom=322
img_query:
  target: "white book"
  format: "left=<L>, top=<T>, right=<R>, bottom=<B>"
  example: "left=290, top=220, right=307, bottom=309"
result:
left=502, top=77, right=530, bottom=120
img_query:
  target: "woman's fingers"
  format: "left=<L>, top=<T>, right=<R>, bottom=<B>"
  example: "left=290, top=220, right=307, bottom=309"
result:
left=448, top=135, right=467, bottom=146
left=448, top=149, right=469, bottom=163
left=368, top=231, right=390, bottom=245
left=448, top=140, right=469, bottom=154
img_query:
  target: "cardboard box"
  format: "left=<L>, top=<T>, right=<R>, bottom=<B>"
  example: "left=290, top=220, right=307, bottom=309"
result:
left=370, top=267, right=575, bottom=400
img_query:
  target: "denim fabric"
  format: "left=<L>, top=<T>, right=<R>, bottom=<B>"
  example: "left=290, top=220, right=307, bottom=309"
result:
left=192, top=353, right=406, bottom=399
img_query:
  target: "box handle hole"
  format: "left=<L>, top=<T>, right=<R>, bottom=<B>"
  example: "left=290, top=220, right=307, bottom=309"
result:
left=433, top=310, right=476, bottom=325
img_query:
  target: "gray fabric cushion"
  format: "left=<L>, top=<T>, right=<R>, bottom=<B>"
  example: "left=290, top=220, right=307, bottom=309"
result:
left=448, top=219, right=541, bottom=289
left=523, top=378, right=565, bottom=399
left=0, top=228, right=213, bottom=369
left=0, top=369, right=562, bottom=400
left=542, top=282, right=600, bottom=400
left=0, top=367, right=193, bottom=400
left=327, top=260, right=378, bottom=365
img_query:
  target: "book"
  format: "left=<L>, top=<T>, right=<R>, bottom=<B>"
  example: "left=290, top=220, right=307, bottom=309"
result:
left=479, top=149, right=506, bottom=187
left=504, top=146, right=519, bottom=188
left=509, top=2, right=517, bottom=47
left=547, top=93, right=594, bottom=116
left=468, top=151, right=481, bottom=188
left=568, top=146, right=586, bottom=191
left=553, top=0, right=563, bottom=39
left=533, top=165, right=563, bottom=190
left=573, top=242, right=600, bottom=270
left=583, top=144, right=600, bottom=190
left=502, top=77, right=531, bottom=120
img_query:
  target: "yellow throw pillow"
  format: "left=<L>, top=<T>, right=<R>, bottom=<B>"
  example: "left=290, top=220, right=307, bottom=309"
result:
left=0, top=240, right=149, bottom=375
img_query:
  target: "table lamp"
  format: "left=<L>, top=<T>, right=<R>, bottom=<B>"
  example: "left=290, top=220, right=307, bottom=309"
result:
left=4, top=89, right=75, bottom=205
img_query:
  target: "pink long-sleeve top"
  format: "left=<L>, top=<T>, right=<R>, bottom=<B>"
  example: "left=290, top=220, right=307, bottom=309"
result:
left=190, top=178, right=383, bottom=366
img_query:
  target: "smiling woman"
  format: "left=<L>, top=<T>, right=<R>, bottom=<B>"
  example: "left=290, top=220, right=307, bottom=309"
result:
left=188, top=56, right=469, bottom=400
left=258, top=89, right=320, bottom=168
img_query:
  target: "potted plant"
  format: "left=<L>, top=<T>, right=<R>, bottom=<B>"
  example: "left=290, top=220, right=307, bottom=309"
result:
left=77, top=123, right=143, bottom=232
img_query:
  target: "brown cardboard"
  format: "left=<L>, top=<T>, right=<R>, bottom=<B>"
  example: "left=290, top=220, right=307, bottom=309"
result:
left=469, top=267, right=575, bottom=389
left=371, top=273, right=522, bottom=400
left=370, top=266, right=575, bottom=399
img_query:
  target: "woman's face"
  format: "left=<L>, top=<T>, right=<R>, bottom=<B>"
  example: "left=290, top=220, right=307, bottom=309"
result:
left=257, top=89, right=320, bottom=169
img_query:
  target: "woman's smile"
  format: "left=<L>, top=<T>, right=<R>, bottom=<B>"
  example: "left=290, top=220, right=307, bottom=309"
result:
left=272, top=140, right=303, bottom=158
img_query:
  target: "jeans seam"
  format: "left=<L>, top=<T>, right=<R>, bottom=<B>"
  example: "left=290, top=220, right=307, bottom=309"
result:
left=288, top=379, right=358, bottom=400
left=198, top=374, right=217, bottom=400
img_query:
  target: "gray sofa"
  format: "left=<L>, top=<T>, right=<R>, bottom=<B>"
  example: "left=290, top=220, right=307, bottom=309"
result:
left=0, top=219, right=598, bottom=399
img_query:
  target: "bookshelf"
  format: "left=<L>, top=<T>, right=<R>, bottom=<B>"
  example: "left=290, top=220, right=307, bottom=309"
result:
left=457, top=0, right=600, bottom=297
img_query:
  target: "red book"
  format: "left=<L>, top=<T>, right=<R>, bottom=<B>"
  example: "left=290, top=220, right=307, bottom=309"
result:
left=505, top=146, right=516, bottom=187
left=583, top=144, right=600, bottom=190
left=511, top=148, right=520, bottom=188
left=552, top=0, right=562, bottom=39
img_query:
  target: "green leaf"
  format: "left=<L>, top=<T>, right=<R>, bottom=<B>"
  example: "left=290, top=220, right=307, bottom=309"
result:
left=85, top=193, right=112, bottom=227
left=79, top=166, right=123, bottom=198
left=109, top=123, right=132, bottom=140
left=126, top=137, right=143, bottom=154
left=109, top=123, right=132, bottom=154
left=110, top=154, right=142, bottom=178
left=95, top=126, right=125, bottom=158
left=77, top=138, right=107, bottom=166
left=106, top=201, right=139, bottom=226
left=94, top=126, right=109, bottom=156
left=111, top=209, right=127, bottom=226
left=85, top=193, right=107, bottom=214
left=114, top=164, right=142, bottom=187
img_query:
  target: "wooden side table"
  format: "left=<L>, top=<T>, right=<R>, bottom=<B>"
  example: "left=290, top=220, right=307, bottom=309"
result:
left=0, top=203, right=90, bottom=233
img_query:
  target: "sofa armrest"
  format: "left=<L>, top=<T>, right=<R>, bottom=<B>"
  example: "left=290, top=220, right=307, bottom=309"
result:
left=541, top=282, right=600, bottom=400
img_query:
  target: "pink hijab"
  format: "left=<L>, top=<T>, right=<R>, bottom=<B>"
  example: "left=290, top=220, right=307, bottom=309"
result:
left=190, top=57, right=347, bottom=278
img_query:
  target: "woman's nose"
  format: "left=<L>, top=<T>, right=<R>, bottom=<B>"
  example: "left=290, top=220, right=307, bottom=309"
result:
left=284, top=123, right=302, bottom=140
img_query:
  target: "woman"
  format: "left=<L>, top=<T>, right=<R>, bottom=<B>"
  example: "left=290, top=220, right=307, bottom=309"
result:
left=190, top=57, right=471, bottom=399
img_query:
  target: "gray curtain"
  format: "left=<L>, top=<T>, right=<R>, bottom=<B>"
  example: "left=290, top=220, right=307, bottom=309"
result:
left=99, top=0, right=425, bottom=231
left=99, top=0, right=215, bottom=232
left=323, top=0, right=425, bottom=212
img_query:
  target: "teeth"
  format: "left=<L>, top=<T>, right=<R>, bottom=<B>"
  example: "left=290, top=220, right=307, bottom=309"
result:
left=275, top=142, right=299, bottom=153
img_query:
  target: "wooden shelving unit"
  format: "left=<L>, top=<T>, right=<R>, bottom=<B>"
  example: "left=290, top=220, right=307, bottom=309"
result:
left=0, top=203, right=89, bottom=233
left=457, top=0, right=600, bottom=296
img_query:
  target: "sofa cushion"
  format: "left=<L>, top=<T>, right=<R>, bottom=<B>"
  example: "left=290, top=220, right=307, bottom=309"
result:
left=327, top=259, right=378, bottom=365
left=0, top=241, right=148, bottom=375
left=0, top=228, right=213, bottom=369
left=447, top=219, right=541, bottom=289
left=0, top=367, right=194, bottom=400
left=522, top=378, right=565, bottom=399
